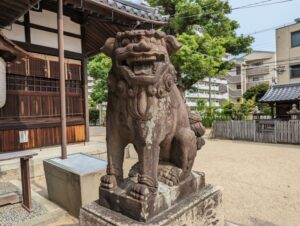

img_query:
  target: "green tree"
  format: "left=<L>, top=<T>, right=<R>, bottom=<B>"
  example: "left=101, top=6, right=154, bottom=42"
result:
left=243, top=83, right=269, bottom=101
left=221, top=98, right=255, bottom=120
left=196, top=99, right=206, bottom=112
left=148, top=0, right=254, bottom=90
left=88, top=53, right=112, bottom=104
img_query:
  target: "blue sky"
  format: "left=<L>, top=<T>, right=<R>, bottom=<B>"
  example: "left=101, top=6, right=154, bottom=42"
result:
left=228, top=0, right=300, bottom=51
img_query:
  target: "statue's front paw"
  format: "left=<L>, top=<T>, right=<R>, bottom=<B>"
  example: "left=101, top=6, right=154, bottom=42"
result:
left=129, top=183, right=151, bottom=201
left=100, top=175, right=118, bottom=189
left=158, top=166, right=182, bottom=186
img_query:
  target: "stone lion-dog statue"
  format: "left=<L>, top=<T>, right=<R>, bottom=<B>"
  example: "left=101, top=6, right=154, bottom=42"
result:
left=100, top=30, right=205, bottom=201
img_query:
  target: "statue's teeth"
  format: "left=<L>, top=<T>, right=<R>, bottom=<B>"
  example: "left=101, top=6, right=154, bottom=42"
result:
left=133, top=64, right=152, bottom=75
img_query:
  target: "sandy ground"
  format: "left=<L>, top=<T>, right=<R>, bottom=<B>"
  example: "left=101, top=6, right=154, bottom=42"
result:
left=31, top=127, right=300, bottom=226
left=195, top=138, right=300, bottom=226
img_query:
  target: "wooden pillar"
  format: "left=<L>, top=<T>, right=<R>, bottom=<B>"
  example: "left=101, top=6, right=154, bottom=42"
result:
left=58, top=0, right=67, bottom=159
left=20, top=157, right=32, bottom=211
left=83, top=58, right=90, bottom=142
left=81, top=21, right=89, bottom=142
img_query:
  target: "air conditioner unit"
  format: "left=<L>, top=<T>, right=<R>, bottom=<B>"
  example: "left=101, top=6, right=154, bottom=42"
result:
left=0, top=57, right=6, bottom=108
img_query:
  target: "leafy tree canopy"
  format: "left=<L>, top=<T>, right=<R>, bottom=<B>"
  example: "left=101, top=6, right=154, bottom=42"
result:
left=242, top=83, right=269, bottom=101
left=88, top=53, right=112, bottom=104
left=148, top=0, right=254, bottom=90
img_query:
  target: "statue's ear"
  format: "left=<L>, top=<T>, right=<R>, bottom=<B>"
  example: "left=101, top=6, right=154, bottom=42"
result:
left=164, top=35, right=182, bottom=56
left=101, top=37, right=116, bottom=57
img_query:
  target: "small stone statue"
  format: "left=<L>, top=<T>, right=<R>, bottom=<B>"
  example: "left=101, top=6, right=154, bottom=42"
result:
left=100, top=30, right=205, bottom=201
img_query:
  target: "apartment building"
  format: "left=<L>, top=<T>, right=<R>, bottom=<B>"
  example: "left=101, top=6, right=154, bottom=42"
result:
left=276, top=19, right=300, bottom=84
left=227, top=51, right=277, bottom=102
left=185, top=77, right=229, bottom=108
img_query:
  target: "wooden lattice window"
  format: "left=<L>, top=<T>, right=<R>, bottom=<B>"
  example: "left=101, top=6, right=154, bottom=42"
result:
left=7, top=60, right=27, bottom=76
left=29, top=58, right=48, bottom=78
left=49, top=61, right=60, bottom=79
left=67, top=64, right=81, bottom=80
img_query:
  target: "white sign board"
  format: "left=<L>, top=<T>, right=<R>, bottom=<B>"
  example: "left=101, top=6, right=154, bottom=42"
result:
left=19, top=130, right=29, bottom=143
left=0, top=57, right=6, bottom=108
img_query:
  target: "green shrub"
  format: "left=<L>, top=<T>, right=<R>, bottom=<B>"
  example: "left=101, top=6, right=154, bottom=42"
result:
left=89, top=108, right=99, bottom=126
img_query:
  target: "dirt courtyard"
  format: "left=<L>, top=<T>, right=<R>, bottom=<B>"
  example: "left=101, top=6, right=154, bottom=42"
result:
left=194, top=137, right=300, bottom=226
left=34, top=127, right=300, bottom=226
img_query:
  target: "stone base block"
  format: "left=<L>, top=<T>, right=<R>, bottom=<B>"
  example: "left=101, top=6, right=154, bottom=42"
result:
left=44, top=153, right=107, bottom=217
left=99, top=171, right=205, bottom=221
left=79, top=184, right=224, bottom=226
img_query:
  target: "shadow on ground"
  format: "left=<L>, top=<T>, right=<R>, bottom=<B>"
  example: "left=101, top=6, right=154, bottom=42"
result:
left=249, top=217, right=277, bottom=226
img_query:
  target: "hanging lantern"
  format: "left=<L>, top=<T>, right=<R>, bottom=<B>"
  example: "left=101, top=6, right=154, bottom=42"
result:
left=0, top=57, right=6, bottom=108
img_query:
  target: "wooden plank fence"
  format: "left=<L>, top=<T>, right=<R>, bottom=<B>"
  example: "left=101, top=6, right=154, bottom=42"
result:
left=211, top=120, right=300, bottom=144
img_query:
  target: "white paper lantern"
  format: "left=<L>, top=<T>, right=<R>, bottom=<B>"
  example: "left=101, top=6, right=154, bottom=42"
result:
left=0, top=57, right=6, bottom=108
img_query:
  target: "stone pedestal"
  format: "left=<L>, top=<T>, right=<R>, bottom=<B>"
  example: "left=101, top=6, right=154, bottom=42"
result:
left=80, top=184, right=223, bottom=226
left=79, top=171, right=224, bottom=226
left=99, top=171, right=205, bottom=221
left=44, top=153, right=107, bottom=217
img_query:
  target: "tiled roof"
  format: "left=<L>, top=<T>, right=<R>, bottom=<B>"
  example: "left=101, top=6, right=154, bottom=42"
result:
left=69, top=0, right=168, bottom=24
left=103, top=0, right=168, bottom=22
left=259, top=83, right=300, bottom=103
left=0, top=0, right=40, bottom=28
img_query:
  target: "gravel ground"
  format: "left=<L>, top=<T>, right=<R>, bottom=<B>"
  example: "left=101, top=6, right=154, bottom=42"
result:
left=0, top=182, right=19, bottom=195
left=0, top=182, right=48, bottom=226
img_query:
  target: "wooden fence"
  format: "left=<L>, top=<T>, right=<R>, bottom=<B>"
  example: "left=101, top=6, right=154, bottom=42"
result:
left=211, top=120, right=300, bottom=144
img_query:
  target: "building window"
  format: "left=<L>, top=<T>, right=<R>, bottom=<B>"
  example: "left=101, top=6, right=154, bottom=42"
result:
left=291, top=31, right=300, bottom=48
left=236, top=66, right=241, bottom=75
left=290, top=64, right=300, bottom=78
left=251, top=61, right=263, bottom=66
left=253, top=76, right=264, bottom=81
left=236, top=84, right=241, bottom=89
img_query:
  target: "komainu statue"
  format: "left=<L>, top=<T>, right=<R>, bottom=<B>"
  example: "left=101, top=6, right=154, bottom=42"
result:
left=100, top=30, right=205, bottom=202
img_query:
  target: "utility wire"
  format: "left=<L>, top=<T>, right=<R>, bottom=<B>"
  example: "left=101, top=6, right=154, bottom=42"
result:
left=232, top=0, right=294, bottom=10
left=169, top=0, right=297, bottom=19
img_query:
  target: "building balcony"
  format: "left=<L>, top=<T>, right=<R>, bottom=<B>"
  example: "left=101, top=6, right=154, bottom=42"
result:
left=228, top=89, right=241, bottom=98
left=186, top=92, right=229, bottom=99
left=227, top=75, right=241, bottom=84
left=219, top=84, right=227, bottom=93
left=194, top=84, right=219, bottom=91
left=246, top=80, right=271, bottom=90
left=246, top=66, right=269, bottom=76
left=202, top=77, right=227, bottom=84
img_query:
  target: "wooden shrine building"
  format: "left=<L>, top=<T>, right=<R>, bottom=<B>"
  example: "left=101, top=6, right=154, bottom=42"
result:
left=259, top=83, right=300, bottom=119
left=0, top=0, right=167, bottom=152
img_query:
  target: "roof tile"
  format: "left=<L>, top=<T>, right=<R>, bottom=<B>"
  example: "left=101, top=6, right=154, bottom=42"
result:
left=259, top=83, right=300, bottom=102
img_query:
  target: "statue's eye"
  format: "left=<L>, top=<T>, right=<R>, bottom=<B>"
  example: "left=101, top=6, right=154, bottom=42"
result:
left=121, top=38, right=130, bottom=47
left=150, top=37, right=157, bottom=43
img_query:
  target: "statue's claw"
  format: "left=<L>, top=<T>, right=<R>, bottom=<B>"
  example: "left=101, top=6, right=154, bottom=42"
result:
left=129, top=183, right=151, bottom=201
left=158, top=166, right=182, bottom=186
left=100, top=174, right=118, bottom=189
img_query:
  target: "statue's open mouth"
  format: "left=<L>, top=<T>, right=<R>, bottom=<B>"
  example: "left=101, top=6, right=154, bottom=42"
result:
left=126, top=56, right=156, bottom=76
left=116, top=52, right=168, bottom=85
left=119, top=53, right=165, bottom=77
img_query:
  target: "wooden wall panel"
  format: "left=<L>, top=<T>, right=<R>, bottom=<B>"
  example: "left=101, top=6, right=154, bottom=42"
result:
left=0, top=91, right=83, bottom=118
left=1, top=57, right=85, bottom=152
left=0, top=125, right=85, bottom=152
